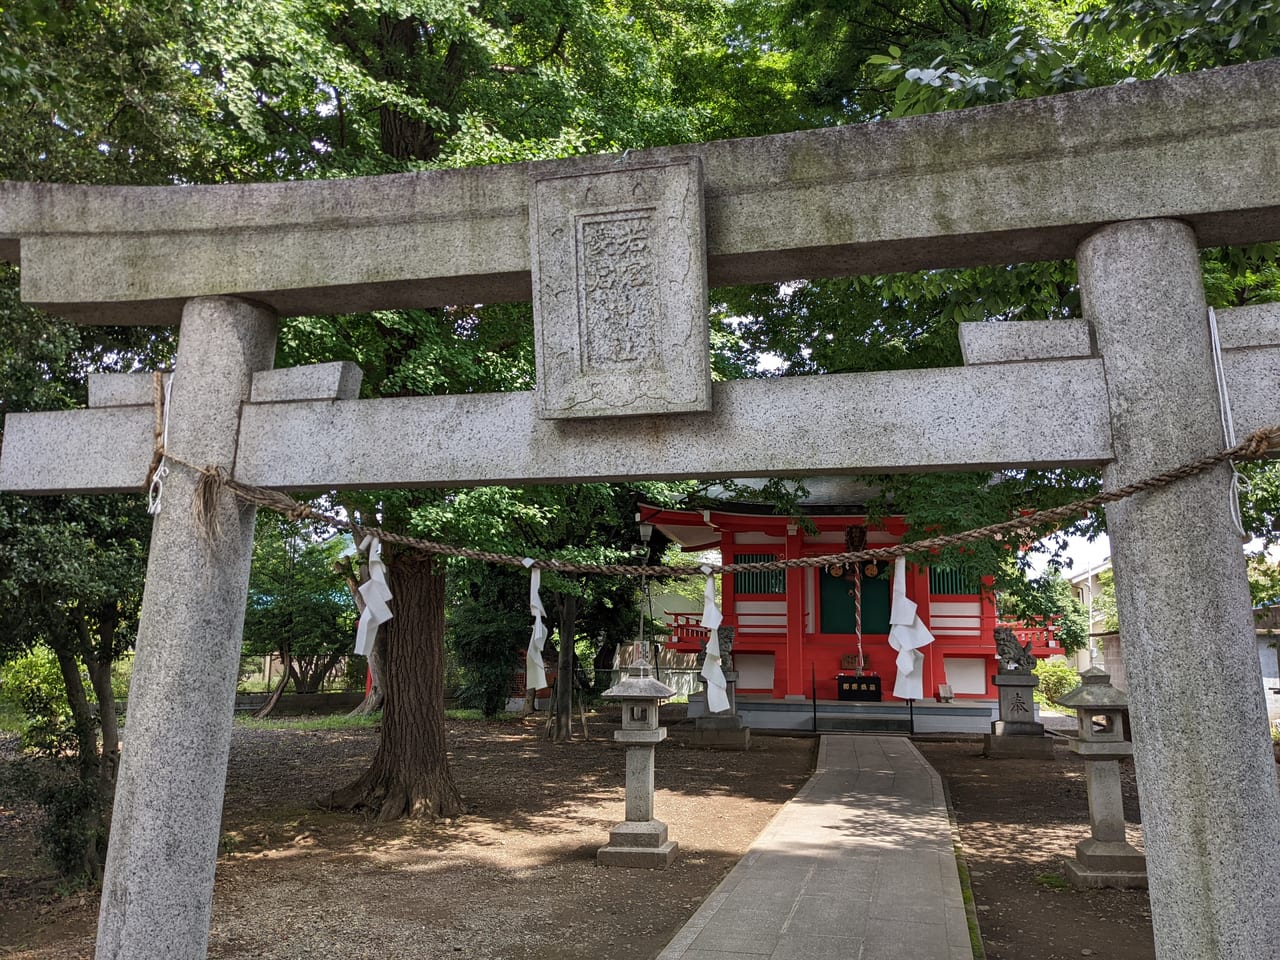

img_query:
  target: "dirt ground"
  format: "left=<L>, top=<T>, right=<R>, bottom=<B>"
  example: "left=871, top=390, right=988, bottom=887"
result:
left=2, top=713, right=1271, bottom=960
left=916, top=739, right=1154, bottom=960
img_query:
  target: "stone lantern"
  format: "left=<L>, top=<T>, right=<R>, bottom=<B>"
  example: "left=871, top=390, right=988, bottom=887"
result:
left=1057, top=667, right=1147, bottom=889
left=597, top=642, right=679, bottom=867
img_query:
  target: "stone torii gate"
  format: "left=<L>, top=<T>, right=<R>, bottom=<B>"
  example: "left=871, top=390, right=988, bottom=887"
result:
left=2, top=60, right=1279, bottom=960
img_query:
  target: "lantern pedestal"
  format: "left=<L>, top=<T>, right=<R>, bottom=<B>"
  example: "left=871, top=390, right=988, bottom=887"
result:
left=598, top=649, right=679, bottom=868
left=598, top=819, right=678, bottom=868
left=983, top=672, right=1055, bottom=758
left=692, top=627, right=750, bottom=749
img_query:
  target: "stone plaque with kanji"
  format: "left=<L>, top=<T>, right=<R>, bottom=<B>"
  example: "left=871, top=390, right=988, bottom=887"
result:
left=530, top=159, right=710, bottom=419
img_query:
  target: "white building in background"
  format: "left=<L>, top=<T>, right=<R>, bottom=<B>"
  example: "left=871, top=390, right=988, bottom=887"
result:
left=1069, top=558, right=1280, bottom=722
left=1067, top=557, right=1115, bottom=677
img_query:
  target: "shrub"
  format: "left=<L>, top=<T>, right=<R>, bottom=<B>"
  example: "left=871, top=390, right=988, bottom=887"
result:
left=18, top=761, right=106, bottom=882
left=1033, top=658, right=1081, bottom=706
left=1, top=648, right=75, bottom=744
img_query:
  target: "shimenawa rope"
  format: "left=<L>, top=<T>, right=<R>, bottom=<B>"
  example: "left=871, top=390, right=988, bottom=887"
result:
left=153, top=424, right=1280, bottom=577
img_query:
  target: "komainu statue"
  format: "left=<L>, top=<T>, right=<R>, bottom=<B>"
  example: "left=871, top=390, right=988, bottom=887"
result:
left=994, top=626, right=1035, bottom=674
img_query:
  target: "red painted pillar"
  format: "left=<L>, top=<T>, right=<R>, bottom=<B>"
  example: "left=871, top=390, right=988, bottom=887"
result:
left=980, top=575, right=997, bottom=696
left=912, top=563, right=940, bottom=699
left=784, top=527, right=805, bottom=698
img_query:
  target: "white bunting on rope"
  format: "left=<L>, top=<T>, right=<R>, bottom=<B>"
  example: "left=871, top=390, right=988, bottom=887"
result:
left=353, top=535, right=392, bottom=657
left=887, top=556, right=936, bottom=700
left=699, top=575, right=731, bottom=714
left=525, top=562, right=549, bottom=692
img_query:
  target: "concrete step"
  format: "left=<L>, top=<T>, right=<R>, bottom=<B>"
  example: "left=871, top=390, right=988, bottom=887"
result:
left=816, top=716, right=912, bottom=733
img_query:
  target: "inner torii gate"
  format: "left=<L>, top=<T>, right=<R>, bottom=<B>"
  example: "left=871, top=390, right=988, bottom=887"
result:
left=2, top=60, right=1279, bottom=960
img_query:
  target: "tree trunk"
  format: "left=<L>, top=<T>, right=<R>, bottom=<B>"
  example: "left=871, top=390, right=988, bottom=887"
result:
left=349, top=633, right=387, bottom=716
left=324, top=552, right=462, bottom=820
left=88, top=616, right=120, bottom=804
left=52, top=643, right=106, bottom=881
left=253, top=652, right=293, bottom=719
left=593, top=639, right=619, bottom=694
left=550, top=594, right=577, bottom=742
left=294, top=651, right=345, bottom=694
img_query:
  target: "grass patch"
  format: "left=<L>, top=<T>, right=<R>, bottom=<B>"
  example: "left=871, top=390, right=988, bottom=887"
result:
left=444, top=708, right=520, bottom=722
left=233, top=708, right=523, bottom=730
left=234, top=713, right=381, bottom=732
left=1034, top=872, right=1071, bottom=890
left=0, top=699, right=25, bottom=735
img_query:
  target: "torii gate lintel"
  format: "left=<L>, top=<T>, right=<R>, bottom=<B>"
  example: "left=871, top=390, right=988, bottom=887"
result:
left=1, top=61, right=1279, bottom=960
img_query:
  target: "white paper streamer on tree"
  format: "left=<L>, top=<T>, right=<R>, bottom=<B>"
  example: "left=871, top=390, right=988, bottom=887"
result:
left=887, top=556, right=935, bottom=700
left=353, top=535, right=392, bottom=657
left=525, top=561, right=548, bottom=691
left=699, top=575, right=731, bottom=714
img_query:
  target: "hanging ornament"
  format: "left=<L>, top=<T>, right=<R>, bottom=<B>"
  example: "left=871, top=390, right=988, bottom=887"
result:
left=524, top=561, right=548, bottom=692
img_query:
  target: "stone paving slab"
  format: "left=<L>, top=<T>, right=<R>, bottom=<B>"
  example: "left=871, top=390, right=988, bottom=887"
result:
left=657, top=735, right=973, bottom=960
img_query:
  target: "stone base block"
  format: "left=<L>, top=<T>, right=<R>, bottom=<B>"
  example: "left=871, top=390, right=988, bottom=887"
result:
left=1075, top=838, right=1147, bottom=873
left=607, top=819, right=669, bottom=849
left=597, top=840, right=679, bottom=868
left=991, top=720, right=1046, bottom=737
left=691, top=716, right=750, bottom=750
left=983, top=733, right=1056, bottom=758
left=598, top=820, right=678, bottom=868
left=1063, top=858, right=1148, bottom=890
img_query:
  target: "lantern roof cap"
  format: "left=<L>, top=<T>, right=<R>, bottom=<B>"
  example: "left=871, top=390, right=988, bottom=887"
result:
left=603, top=665, right=675, bottom=700
left=1056, top=666, right=1129, bottom=709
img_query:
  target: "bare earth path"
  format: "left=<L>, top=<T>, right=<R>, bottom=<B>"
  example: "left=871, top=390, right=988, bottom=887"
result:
left=2, top=713, right=814, bottom=960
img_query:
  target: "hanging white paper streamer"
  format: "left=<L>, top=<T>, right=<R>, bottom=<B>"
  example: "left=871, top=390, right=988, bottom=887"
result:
left=699, top=575, right=731, bottom=714
left=525, top=563, right=549, bottom=692
left=1207, top=306, right=1249, bottom=539
left=887, top=556, right=936, bottom=700
left=353, top=536, right=393, bottom=657
left=146, top=372, right=174, bottom=516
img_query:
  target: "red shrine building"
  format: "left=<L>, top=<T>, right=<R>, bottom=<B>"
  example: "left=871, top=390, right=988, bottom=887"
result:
left=638, top=501, right=1060, bottom=729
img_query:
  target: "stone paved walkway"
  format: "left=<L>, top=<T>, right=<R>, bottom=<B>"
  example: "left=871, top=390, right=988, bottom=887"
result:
left=657, top=735, right=974, bottom=960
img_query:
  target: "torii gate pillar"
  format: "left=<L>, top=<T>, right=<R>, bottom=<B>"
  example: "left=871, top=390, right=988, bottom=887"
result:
left=1078, top=219, right=1280, bottom=960
left=96, top=297, right=277, bottom=960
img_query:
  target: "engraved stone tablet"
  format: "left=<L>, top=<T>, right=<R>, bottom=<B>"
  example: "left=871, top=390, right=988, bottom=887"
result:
left=531, top=159, right=710, bottom=419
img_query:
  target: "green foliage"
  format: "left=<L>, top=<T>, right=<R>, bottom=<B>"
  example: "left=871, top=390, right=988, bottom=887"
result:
left=4, top=647, right=109, bottom=883
left=449, top=588, right=527, bottom=717
left=1073, top=0, right=1280, bottom=76
left=1247, top=554, right=1280, bottom=607
left=1093, top=567, right=1119, bottom=633
left=0, top=647, right=72, bottom=743
left=340, top=655, right=369, bottom=693
left=242, top=516, right=357, bottom=694
left=12, top=759, right=106, bottom=885
left=1002, top=569, right=1090, bottom=656
left=1033, top=658, right=1082, bottom=706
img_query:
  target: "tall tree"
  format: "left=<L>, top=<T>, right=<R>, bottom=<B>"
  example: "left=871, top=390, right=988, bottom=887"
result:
left=717, top=0, right=1280, bottom=590
left=242, top=515, right=356, bottom=716
left=0, top=269, right=169, bottom=881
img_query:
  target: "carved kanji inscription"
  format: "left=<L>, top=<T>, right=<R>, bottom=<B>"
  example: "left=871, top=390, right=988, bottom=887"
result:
left=531, top=159, right=710, bottom=419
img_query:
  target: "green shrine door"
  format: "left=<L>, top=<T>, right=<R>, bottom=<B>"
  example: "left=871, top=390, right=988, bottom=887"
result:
left=818, top=566, right=891, bottom=635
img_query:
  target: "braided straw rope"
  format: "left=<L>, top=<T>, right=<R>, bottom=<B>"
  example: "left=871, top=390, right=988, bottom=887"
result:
left=163, top=422, right=1280, bottom=576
